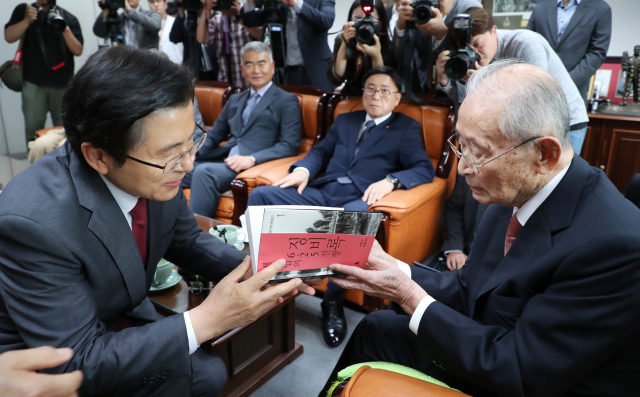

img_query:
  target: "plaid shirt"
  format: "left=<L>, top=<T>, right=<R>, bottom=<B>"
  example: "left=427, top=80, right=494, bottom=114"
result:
left=208, top=13, right=252, bottom=88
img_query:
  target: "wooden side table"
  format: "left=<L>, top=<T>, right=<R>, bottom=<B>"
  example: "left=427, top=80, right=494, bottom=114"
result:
left=149, top=215, right=303, bottom=397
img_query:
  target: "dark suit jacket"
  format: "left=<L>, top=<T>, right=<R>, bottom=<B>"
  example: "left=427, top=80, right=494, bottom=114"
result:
left=527, top=0, right=612, bottom=100
left=93, top=8, right=161, bottom=49
left=411, top=156, right=640, bottom=396
left=292, top=110, right=435, bottom=193
left=200, top=83, right=301, bottom=164
left=441, top=175, right=487, bottom=255
left=0, top=143, right=246, bottom=396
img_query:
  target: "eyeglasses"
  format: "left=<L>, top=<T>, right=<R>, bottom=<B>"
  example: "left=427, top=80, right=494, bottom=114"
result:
left=447, top=133, right=542, bottom=174
left=362, top=87, right=399, bottom=98
left=242, top=61, right=269, bottom=71
left=126, top=123, right=208, bottom=175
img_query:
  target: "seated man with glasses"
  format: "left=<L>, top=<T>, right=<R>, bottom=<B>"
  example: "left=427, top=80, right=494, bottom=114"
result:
left=318, top=60, right=640, bottom=397
left=249, top=66, right=435, bottom=348
left=0, top=46, right=315, bottom=397
left=183, top=41, right=301, bottom=218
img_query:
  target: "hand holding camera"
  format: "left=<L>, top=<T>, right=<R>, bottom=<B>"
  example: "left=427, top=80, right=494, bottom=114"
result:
left=25, top=5, right=38, bottom=24
left=342, top=21, right=356, bottom=43
left=356, top=34, right=382, bottom=64
left=436, top=14, right=480, bottom=86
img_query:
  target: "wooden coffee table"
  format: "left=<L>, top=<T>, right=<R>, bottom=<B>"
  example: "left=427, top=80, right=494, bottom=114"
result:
left=149, top=215, right=303, bottom=397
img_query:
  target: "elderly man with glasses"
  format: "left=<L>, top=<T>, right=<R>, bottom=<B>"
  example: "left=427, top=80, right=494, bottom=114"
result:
left=248, top=66, right=435, bottom=348
left=0, top=46, right=316, bottom=397
left=318, top=59, right=640, bottom=397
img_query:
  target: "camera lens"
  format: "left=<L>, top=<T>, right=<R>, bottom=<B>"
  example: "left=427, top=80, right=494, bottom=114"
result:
left=356, top=25, right=375, bottom=45
left=445, top=54, right=470, bottom=81
left=413, top=5, right=434, bottom=25
left=47, top=12, right=67, bottom=33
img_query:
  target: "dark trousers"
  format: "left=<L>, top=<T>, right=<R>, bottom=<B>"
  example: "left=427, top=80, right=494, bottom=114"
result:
left=318, top=309, right=492, bottom=397
left=185, top=161, right=238, bottom=218
left=285, top=66, right=313, bottom=86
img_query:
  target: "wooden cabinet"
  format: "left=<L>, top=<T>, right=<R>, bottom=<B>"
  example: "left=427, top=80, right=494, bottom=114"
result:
left=583, top=113, right=640, bottom=193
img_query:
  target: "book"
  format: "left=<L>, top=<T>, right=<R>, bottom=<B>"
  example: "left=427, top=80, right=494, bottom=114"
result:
left=245, top=205, right=382, bottom=282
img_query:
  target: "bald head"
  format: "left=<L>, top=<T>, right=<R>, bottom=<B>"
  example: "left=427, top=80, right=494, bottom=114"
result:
left=464, top=60, right=571, bottom=149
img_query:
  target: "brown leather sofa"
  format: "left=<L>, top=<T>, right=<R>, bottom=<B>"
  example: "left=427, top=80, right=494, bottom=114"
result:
left=332, top=365, right=470, bottom=397
left=254, top=97, right=457, bottom=310
left=194, top=81, right=238, bottom=130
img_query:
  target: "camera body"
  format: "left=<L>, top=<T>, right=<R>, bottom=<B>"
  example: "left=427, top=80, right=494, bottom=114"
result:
left=441, top=14, right=478, bottom=81
left=353, top=15, right=380, bottom=46
left=409, top=0, right=440, bottom=27
left=36, top=0, right=66, bottom=33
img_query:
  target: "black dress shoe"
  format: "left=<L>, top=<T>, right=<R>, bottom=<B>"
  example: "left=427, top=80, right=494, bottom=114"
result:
left=321, top=300, right=347, bottom=347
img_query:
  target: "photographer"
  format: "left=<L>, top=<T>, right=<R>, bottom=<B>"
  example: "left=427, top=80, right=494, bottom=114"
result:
left=196, top=0, right=252, bottom=87
left=436, top=7, right=588, bottom=149
left=149, top=0, right=184, bottom=64
left=171, top=0, right=218, bottom=79
left=93, top=0, right=161, bottom=48
left=243, top=0, right=336, bottom=91
left=4, top=0, right=83, bottom=145
left=328, top=0, right=397, bottom=96
left=392, top=0, right=480, bottom=94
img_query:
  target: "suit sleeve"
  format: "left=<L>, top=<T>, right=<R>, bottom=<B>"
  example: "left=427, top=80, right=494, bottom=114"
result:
left=0, top=215, right=192, bottom=396
left=251, top=94, right=301, bottom=164
left=297, top=0, right=335, bottom=32
left=170, top=14, right=185, bottom=44
left=291, top=114, right=341, bottom=177
left=567, top=5, right=612, bottom=90
left=127, top=9, right=161, bottom=34
left=391, top=119, right=435, bottom=188
left=416, top=235, right=640, bottom=397
left=525, top=6, right=537, bottom=31
left=93, top=13, right=107, bottom=38
left=207, top=97, right=234, bottom=148
left=441, top=175, right=467, bottom=253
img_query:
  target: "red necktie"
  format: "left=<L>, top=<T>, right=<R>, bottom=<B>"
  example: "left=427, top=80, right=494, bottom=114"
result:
left=130, top=198, right=147, bottom=267
left=504, top=212, right=523, bottom=256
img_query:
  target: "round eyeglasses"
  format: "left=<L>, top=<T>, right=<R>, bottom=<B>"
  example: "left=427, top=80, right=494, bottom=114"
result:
left=447, top=133, right=542, bottom=174
left=126, top=123, right=208, bottom=175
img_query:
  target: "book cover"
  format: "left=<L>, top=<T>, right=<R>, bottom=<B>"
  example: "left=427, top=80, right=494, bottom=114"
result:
left=256, top=208, right=382, bottom=282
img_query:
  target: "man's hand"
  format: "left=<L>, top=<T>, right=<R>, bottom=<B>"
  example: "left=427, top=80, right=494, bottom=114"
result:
left=356, top=35, right=383, bottom=65
left=0, top=347, right=83, bottom=397
left=436, top=50, right=449, bottom=87
left=281, top=0, right=298, bottom=6
left=201, top=0, right=217, bottom=12
left=329, top=252, right=428, bottom=316
left=397, top=0, right=414, bottom=31
left=362, top=178, right=394, bottom=205
left=342, top=21, right=356, bottom=43
left=26, top=5, right=37, bottom=24
left=446, top=251, right=466, bottom=271
left=222, top=0, right=241, bottom=17
left=416, top=6, right=447, bottom=40
left=273, top=169, right=309, bottom=194
left=460, top=61, right=480, bottom=83
left=224, top=155, right=255, bottom=172
left=190, top=257, right=304, bottom=344
left=241, top=256, right=320, bottom=296
left=124, top=0, right=132, bottom=12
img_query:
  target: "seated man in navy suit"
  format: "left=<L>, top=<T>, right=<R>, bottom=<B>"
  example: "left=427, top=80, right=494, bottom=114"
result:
left=249, top=66, right=435, bottom=347
left=183, top=41, right=301, bottom=218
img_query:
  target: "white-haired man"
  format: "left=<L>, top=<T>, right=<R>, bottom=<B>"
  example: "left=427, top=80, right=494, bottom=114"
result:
left=319, top=59, right=640, bottom=397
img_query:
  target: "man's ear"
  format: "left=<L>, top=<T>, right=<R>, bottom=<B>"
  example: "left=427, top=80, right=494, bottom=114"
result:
left=535, top=136, right=562, bottom=175
left=81, top=142, right=111, bottom=175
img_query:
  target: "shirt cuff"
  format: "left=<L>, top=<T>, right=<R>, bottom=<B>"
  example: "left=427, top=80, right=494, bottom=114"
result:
left=249, top=155, right=257, bottom=164
left=409, top=295, right=435, bottom=335
left=184, top=311, right=200, bottom=355
left=293, top=166, right=310, bottom=177
left=395, top=26, right=405, bottom=37
left=293, top=0, right=303, bottom=13
left=444, top=249, right=463, bottom=256
left=397, top=260, right=411, bottom=278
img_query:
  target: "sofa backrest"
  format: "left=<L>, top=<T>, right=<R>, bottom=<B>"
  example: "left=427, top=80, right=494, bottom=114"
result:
left=194, top=84, right=232, bottom=130
left=293, top=93, right=329, bottom=155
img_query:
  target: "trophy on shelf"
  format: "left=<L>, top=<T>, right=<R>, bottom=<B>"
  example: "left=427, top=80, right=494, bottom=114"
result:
left=620, top=45, right=640, bottom=106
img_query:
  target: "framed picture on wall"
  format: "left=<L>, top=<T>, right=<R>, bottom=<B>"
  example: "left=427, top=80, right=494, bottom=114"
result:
left=483, top=0, right=541, bottom=29
left=595, top=62, right=624, bottom=104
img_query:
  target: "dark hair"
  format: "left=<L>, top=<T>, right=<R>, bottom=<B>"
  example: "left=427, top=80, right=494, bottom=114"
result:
left=347, top=0, right=391, bottom=51
left=464, top=7, right=494, bottom=36
left=60, top=46, right=195, bottom=166
left=362, top=66, right=402, bottom=91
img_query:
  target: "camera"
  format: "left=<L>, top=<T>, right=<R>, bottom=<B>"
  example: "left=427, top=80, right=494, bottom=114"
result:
left=407, top=0, right=440, bottom=28
left=98, top=0, right=124, bottom=10
left=353, top=0, right=380, bottom=46
left=36, top=0, right=66, bottom=33
left=441, top=14, right=478, bottom=81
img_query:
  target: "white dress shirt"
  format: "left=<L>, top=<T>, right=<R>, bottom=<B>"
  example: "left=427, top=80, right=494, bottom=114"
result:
left=407, top=161, right=572, bottom=335
left=159, top=15, right=184, bottom=64
left=99, top=175, right=200, bottom=354
left=285, top=0, right=305, bottom=67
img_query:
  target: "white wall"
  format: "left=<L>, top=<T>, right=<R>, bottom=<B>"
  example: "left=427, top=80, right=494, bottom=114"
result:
left=603, top=0, right=640, bottom=57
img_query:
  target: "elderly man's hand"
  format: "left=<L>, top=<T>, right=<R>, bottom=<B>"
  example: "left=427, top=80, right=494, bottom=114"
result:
left=329, top=250, right=428, bottom=316
left=446, top=251, right=466, bottom=271
left=362, top=178, right=394, bottom=205
left=273, top=169, right=309, bottom=194
left=224, top=155, right=255, bottom=172
left=0, top=347, right=83, bottom=397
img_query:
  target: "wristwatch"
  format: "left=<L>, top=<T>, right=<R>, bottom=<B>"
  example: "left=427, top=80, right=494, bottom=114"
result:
left=386, top=175, right=399, bottom=190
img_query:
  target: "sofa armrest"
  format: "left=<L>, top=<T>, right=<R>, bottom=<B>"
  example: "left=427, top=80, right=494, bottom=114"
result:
left=255, top=156, right=304, bottom=186
left=236, top=156, right=300, bottom=189
left=370, top=178, right=448, bottom=222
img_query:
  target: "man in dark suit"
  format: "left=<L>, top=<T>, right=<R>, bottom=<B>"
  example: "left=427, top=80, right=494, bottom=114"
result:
left=183, top=41, right=301, bottom=218
left=249, top=66, right=435, bottom=347
left=94, top=0, right=161, bottom=48
left=319, top=60, right=640, bottom=397
left=0, top=46, right=311, bottom=397
left=527, top=0, right=611, bottom=153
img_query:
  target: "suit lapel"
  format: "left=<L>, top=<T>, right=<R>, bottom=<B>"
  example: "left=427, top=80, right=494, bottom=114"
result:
left=71, top=155, right=147, bottom=307
left=546, top=0, right=558, bottom=47
left=350, top=113, right=395, bottom=167
left=558, top=0, right=591, bottom=46
left=145, top=199, right=163, bottom=288
left=230, top=90, right=250, bottom=138
left=347, top=112, right=367, bottom=165
left=240, top=84, right=278, bottom=135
